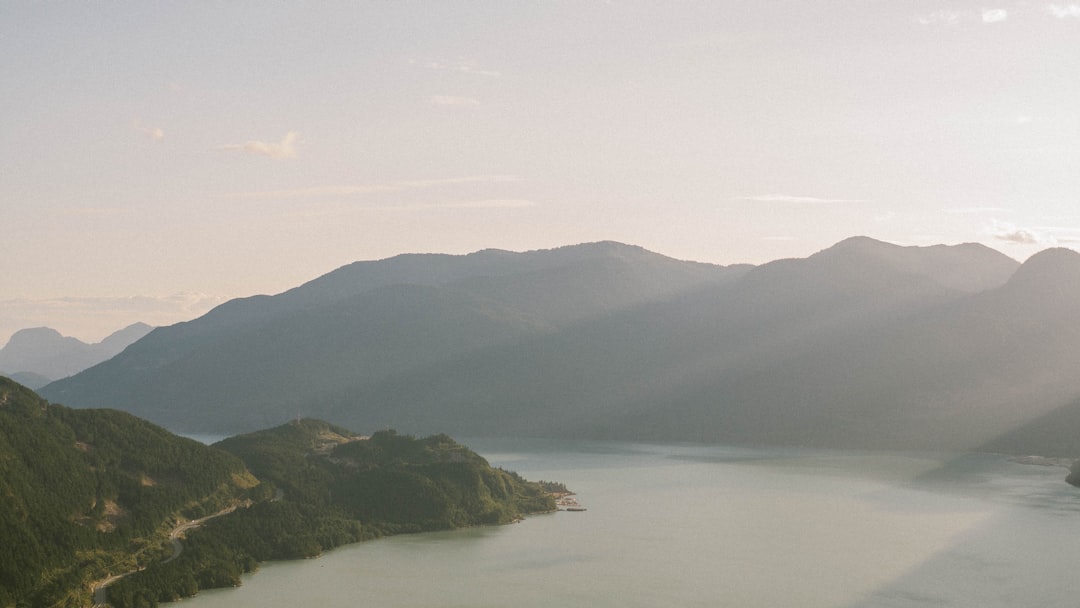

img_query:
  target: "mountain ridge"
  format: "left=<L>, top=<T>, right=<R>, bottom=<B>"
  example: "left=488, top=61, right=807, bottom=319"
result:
left=42, top=236, right=1080, bottom=456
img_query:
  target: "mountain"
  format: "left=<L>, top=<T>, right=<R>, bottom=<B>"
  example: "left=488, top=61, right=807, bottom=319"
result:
left=0, top=378, right=557, bottom=607
left=42, top=242, right=746, bottom=431
left=0, top=322, right=153, bottom=386
left=44, top=237, right=1080, bottom=455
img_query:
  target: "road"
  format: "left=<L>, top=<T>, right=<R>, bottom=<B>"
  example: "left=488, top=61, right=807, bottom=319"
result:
left=91, top=504, right=241, bottom=607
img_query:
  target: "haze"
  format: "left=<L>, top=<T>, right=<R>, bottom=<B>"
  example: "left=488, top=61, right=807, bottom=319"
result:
left=3, top=1, right=1079, bottom=343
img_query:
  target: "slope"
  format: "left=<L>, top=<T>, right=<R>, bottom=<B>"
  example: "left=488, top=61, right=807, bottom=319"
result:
left=0, top=377, right=252, bottom=608
left=42, top=242, right=743, bottom=433
left=295, top=237, right=1010, bottom=440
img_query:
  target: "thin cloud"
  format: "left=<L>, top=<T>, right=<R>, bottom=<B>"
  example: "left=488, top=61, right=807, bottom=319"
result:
left=915, top=8, right=1008, bottom=25
left=219, top=131, right=300, bottom=159
left=140, top=126, right=165, bottom=141
left=944, top=206, right=1013, bottom=214
left=59, top=206, right=125, bottom=217
left=418, top=199, right=536, bottom=209
left=430, top=95, right=480, bottom=106
left=231, top=175, right=521, bottom=200
left=1046, top=3, right=1080, bottom=17
left=739, top=194, right=867, bottom=204
left=915, top=10, right=964, bottom=25
left=986, top=219, right=1058, bottom=245
left=410, top=57, right=501, bottom=78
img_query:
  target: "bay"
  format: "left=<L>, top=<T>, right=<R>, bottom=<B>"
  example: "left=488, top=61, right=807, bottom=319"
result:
left=180, top=439, right=1080, bottom=607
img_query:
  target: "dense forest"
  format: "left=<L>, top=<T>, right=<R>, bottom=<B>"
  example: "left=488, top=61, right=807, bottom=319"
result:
left=0, top=377, right=251, bottom=607
left=0, top=379, right=557, bottom=608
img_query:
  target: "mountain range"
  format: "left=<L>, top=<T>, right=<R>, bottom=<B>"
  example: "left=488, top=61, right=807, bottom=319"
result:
left=0, top=323, right=153, bottom=388
left=39, top=237, right=1080, bottom=455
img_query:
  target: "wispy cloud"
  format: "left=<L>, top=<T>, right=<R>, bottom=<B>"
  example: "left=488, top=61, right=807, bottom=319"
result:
left=986, top=219, right=1058, bottom=245
left=738, top=194, right=867, bottom=204
left=410, top=57, right=501, bottom=78
left=418, top=199, right=536, bottom=209
left=430, top=95, right=480, bottom=106
left=915, top=10, right=964, bottom=25
left=139, top=125, right=164, bottom=142
left=1046, top=3, right=1080, bottom=17
left=231, top=175, right=521, bottom=200
left=944, top=206, right=1013, bottom=214
left=915, top=8, right=1008, bottom=25
left=219, top=131, right=300, bottom=159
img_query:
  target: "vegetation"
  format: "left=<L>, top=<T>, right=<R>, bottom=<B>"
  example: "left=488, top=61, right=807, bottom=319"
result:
left=0, top=379, right=558, bottom=608
left=0, top=377, right=250, bottom=608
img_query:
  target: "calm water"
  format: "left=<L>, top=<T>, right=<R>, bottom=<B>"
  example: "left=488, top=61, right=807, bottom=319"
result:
left=179, top=439, right=1080, bottom=607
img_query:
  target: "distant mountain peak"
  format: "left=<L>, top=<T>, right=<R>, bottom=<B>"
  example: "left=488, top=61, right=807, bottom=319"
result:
left=825, top=235, right=897, bottom=251
left=0, top=323, right=153, bottom=385
left=1006, top=247, right=1080, bottom=290
left=809, top=236, right=1019, bottom=293
left=3, top=327, right=80, bottom=352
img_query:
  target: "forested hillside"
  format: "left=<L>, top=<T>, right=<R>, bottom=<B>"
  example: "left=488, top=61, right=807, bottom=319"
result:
left=0, top=377, right=251, bottom=607
left=0, top=379, right=556, bottom=608
left=104, top=421, right=553, bottom=607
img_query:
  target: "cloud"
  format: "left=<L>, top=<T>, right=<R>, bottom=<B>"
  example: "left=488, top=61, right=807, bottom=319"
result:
left=410, top=57, right=501, bottom=78
left=219, top=131, right=299, bottom=159
left=1046, top=3, right=1080, bottom=17
left=738, top=194, right=867, bottom=204
left=60, top=206, right=125, bottom=217
left=417, top=199, right=536, bottom=209
left=231, top=175, right=521, bottom=200
left=429, top=95, right=480, bottom=106
left=986, top=219, right=1058, bottom=245
left=140, top=126, right=164, bottom=141
left=915, top=8, right=1008, bottom=25
left=915, top=10, right=964, bottom=25
left=944, top=206, right=1013, bottom=214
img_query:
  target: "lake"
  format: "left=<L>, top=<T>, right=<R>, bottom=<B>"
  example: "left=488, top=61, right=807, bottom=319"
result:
left=178, top=439, right=1080, bottom=607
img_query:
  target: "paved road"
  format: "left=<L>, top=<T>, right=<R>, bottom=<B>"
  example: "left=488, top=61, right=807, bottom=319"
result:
left=91, top=504, right=240, bottom=606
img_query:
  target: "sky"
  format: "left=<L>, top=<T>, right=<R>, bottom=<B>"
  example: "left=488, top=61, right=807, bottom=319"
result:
left=3, top=1, right=1080, bottom=345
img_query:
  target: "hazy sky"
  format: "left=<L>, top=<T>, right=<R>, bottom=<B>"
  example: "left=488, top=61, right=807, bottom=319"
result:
left=3, top=1, right=1079, bottom=343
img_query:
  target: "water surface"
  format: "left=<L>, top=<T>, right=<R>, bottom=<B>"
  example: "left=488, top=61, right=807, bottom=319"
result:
left=181, top=440, right=1080, bottom=607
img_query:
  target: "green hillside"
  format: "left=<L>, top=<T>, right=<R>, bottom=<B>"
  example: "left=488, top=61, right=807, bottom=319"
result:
left=105, top=421, right=554, bottom=607
left=0, top=377, right=252, bottom=607
left=1, top=378, right=557, bottom=608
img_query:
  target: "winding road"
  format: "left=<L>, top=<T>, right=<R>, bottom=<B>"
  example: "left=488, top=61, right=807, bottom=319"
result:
left=91, top=504, right=241, bottom=607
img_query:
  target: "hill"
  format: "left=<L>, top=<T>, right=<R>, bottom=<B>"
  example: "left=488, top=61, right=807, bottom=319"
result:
left=0, top=323, right=153, bottom=387
left=0, top=378, right=557, bottom=608
left=0, top=376, right=251, bottom=607
left=42, top=238, right=1080, bottom=455
left=103, top=421, right=554, bottom=608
